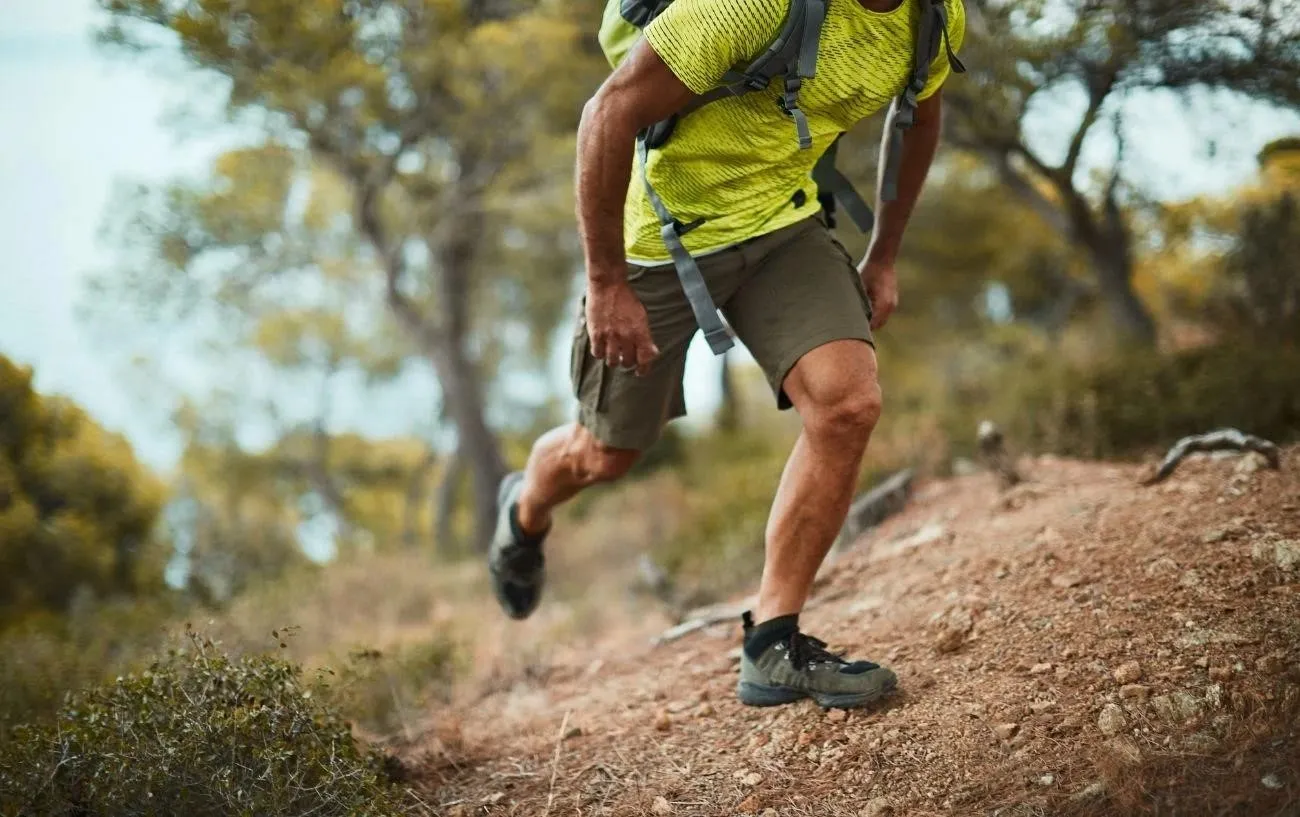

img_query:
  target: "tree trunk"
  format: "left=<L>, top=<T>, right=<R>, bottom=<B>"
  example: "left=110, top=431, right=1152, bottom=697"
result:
left=434, top=448, right=466, bottom=556
left=1087, top=244, right=1157, bottom=343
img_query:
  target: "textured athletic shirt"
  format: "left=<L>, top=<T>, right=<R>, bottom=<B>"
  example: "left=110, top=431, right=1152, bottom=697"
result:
left=626, top=0, right=965, bottom=263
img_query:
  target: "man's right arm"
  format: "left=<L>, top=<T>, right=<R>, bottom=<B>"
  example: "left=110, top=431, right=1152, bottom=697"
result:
left=575, top=39, right=695, bottom=375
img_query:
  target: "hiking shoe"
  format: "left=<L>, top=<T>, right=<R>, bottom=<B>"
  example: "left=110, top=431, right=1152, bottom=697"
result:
left=737, top=612, right=896, bottom=709
left=488, top=471, right=548, bottom=620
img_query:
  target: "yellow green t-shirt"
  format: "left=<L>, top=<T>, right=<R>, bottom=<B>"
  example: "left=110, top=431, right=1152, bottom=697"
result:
left=627, top=0, right=965, bottom=263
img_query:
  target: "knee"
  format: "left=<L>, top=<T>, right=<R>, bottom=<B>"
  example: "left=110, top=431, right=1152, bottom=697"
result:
left=563, top=430, right=639, bottom=485
left=805, top=382, right=882, bottom=444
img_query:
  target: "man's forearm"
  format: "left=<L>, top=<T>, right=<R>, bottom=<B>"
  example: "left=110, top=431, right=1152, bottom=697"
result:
left=866, top=97, right=943, bottom=265
left=575, top=94, right=638, bottom=287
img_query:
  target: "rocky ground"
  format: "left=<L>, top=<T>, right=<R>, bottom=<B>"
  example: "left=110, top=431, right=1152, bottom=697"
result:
left=395, top=449, right=1300, bottom=816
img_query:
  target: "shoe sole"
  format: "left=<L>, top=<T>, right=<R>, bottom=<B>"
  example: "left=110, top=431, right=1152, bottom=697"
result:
left=489, top=471, right=539, bottom=621
left=736, top=677, right=897, bottom=709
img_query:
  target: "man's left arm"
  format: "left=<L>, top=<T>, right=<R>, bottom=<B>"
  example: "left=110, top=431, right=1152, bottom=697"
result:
left=859, top=90, right=943, bottom=330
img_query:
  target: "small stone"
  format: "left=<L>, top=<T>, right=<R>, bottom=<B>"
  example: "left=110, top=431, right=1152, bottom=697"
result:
left=1071, top=781, right=1106, bottom=802
left=1098, top=703, right=1127, bottom=736
left=1029, top=700, right=1056, bottom=714
left=738, top=795, right=761, bottom=813
left=761, top=810, right=779, bottom=817
left=861, top=796, right=894, bottom=817
left=1262, top=773, right=1283, bottom=790
left=696, top=702, right=715, bottom=718
left=653, top=709, right=671, bottom=731
left=1108, top=736, right=1142, bottom=764
left=1030, top=662, right=1053, bottom=675
left=1275, top=539, right=1300, bottom=571
left=1194, top=656, right=1210, bottom=668
left=1172, top=690, right=1202, bottom=719
left=993, top=722, right=1019, bottom=740
left=563, top=725, right=583, bottom=740
left=826, top=708, right=847, bottom=723
left=1209, top=665, right=1231, bottom=681
left=1037, top=773, right=1055, bottom=786
left=1051, top=574, right=1084, bottom=589
left=1200, top=528, right=1228, bottom=544
left=1113, top=661, right=1143, bottom=684
left=1235, top=452, right=1267, bottom=475
left=742, top=772, right=763, bottom=787
left=1204, top=683, right=1224, bottom=708
left=651, top=796, right=673, bottom=815
left=484, top=792, right=505, bottom=804
left=1146, top=557, right=1179, bottom=577
left=1150, top=695, right=1178, bottom=721
left=1119, top=684, right=1150, bottom=701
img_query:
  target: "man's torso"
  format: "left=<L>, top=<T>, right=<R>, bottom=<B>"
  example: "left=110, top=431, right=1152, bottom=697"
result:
left=626, top=0, right=964, bottom=263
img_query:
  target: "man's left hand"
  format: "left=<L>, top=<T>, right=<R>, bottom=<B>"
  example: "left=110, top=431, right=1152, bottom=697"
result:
left=859, top=259, right=898, bottom=330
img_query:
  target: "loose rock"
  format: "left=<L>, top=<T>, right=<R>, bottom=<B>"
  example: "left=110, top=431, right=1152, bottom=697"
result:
left=861, top=797, right=894, bottom=817
left=1113, top=661, right=1143, bottom=684
left=651, top=796, right=673, bottom=815
left=1098, top=703, right=1127, bottom=736
left=826, top=708, right=847, bottom=723
left=654, top=709, right=671, bottom=731
left=742, top=772, right=763, bottom=787
left=1037, top=773, right=1055, bottom=787
left=1119, top=684, right=1150, bottom=701
left=993, top=722, right=1018, bottom=740
left=1029, top=662, right=1053, bottom=675
left=1261, top=773, right=1283, bottom=790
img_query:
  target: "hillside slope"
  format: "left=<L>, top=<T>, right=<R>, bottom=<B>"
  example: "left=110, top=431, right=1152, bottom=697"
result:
left=398, top=450, right=1300, bottom=816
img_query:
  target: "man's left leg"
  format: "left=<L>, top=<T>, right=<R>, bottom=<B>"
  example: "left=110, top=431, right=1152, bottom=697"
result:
left=754, top=338, right=880, bottom=624
left=723, top=217, right=896, bottom=708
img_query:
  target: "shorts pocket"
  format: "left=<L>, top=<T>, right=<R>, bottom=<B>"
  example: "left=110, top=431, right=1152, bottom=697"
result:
left=570, top=323, right=609, bottom=412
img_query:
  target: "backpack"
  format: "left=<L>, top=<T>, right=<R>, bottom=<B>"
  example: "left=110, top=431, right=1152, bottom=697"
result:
left=599, top=0, right=965, bottom=355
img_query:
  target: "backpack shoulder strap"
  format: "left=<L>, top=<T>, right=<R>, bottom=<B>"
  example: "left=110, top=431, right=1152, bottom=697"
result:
left=880, top=0, right=966, bottom=200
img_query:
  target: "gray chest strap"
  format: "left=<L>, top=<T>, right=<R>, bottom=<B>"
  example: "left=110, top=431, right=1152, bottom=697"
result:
left=635, top=136, right=735, bottom=355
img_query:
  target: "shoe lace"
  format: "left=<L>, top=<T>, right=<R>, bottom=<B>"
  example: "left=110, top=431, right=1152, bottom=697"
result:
left=787, top=632, right=847, bottom=671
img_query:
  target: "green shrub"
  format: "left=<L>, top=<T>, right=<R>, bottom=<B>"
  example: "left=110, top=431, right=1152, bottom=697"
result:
left=956, top=341, right=1300, bottom=460
left=0, top=630, right=404, bottom=817
left=328, top=639, right=459, bottom=737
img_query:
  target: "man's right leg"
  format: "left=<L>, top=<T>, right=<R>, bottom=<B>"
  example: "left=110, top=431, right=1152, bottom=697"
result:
left=514, top=423, right=639, bottom=535
left=489, top=256, right=730, bottom=620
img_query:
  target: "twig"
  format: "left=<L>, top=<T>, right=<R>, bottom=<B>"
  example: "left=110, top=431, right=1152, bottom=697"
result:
left=543, top=709, right=572, bottom=817
left=1141, top=428, right=1282, bottom=485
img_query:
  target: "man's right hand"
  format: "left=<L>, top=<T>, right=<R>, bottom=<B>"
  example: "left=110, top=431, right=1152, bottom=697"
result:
left=586, top=278, right=659, bottom=377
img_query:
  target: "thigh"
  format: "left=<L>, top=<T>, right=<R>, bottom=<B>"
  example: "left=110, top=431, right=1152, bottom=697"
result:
left=723, top=218, right=875, bottom=409
left=569, top=261, right=710, bottom=451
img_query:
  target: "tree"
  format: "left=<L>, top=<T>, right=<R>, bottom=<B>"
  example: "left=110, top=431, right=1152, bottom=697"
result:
left=1147, top=136, right=1300, bottom=342
left=0, top=356, right=166, bottom=625
left=99, top=0, right=606, bottom=547
left=945, top=0, right=1300, bottom=343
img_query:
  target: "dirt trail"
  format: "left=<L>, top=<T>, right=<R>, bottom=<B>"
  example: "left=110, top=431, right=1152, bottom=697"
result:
left=399, top=450, right=1300, bottom=816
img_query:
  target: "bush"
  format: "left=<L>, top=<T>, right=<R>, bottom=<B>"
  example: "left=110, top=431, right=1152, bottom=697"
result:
left=0, top=630, right=404, bottom=817
left=329, top=639, right=459, bottom=737
left=960, top=341, right=1300, bottom=460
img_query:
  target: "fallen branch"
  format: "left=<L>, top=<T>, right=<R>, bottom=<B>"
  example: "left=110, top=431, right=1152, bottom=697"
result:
left=543, top=710, right=572, bottom=817
left=833, top=468, right=914, bottom=551
left=1141, top=428, right=1281, bottom=486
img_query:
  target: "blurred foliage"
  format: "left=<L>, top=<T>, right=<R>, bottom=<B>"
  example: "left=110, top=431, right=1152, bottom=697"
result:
left=329, top=639, right=459, bottom=737
left=0, top=356, right=167, bottom=628
left=0, top=630, right=405, bottom=817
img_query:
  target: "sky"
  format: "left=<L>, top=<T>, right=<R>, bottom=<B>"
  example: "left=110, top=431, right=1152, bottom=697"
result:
left=1, top=0, right=1297, bottom=474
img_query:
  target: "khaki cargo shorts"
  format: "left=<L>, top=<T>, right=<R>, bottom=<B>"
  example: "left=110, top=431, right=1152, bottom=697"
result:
left=571, top=215, right=874, bottom=450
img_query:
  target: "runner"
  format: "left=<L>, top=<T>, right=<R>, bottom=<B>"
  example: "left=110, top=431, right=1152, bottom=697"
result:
left=490, top=0, right=965, bottom=708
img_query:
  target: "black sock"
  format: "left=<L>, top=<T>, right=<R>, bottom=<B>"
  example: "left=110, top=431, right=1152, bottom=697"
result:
left=744, top=613, right=799, bottom=660
left=509, top=503, right=548, bottom=548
